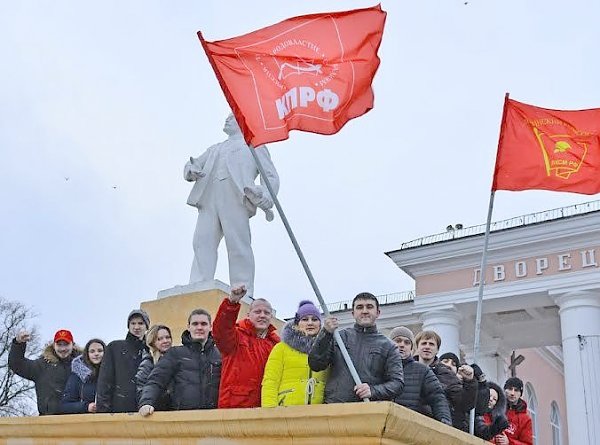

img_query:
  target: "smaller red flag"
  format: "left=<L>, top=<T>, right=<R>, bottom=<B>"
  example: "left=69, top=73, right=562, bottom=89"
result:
left=492, top=97, right=600, bottom=195
left=198, top=5, right=386, bottom=147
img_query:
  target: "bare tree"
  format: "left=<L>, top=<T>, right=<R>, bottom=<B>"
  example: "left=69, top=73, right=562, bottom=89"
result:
left=0, top=297, right=40, bottom=416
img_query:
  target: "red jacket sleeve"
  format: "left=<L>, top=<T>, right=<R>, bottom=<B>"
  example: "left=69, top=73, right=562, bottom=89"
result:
left=212, top=298, right=241, bottom=355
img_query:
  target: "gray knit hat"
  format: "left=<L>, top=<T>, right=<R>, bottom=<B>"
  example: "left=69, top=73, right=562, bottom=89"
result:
left=389, top=326, right=415, bottom=345
left=127, top=309, right=150, bottom=329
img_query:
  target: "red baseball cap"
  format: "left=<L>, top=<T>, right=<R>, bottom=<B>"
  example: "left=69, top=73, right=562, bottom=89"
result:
left=53, top=329, right=74, bottom=344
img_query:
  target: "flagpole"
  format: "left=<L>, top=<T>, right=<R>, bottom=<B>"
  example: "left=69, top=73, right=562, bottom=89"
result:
left=469, top=93, right=509, bottom=434
left=247, top=146, right=370, bottom=402
left=469, top=189, right=496, bottom=434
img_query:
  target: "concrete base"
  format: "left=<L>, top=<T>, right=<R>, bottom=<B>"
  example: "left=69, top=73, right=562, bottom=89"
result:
left=0, top=402, right=485, bottom=444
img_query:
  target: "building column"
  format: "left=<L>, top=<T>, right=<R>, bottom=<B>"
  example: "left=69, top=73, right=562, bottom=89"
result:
left=420, top=307, right=461, bottom=356
left=553, top=290, right=600, bottom=445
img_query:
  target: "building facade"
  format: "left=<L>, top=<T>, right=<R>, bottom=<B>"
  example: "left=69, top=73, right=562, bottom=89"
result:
left=328, top=201, right=600, bottom=445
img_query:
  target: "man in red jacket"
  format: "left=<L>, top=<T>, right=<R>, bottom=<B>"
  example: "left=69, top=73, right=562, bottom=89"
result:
left=212, top=284, right=280, bottom=408
left=503, top=377, right=533, bottom=445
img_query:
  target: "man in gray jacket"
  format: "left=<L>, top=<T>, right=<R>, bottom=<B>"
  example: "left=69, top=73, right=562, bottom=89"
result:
left=308, top=292, right=403, bottom=403
left=389, top=326, right=451, bottom=425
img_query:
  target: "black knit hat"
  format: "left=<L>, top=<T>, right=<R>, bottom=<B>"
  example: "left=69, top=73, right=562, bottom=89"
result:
left=439, top=352, right=460, bottom=369
left=504, top=377, right=524, bottom=393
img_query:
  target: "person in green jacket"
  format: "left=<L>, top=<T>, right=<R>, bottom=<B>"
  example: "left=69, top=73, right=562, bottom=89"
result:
left=261, top=300, right=328, bottom=407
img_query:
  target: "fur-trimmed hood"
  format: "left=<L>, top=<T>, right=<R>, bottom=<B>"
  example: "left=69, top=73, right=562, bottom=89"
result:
left=488, top=381, right=508, bottom=422
left=41, top=343, right=81, bottom=364
left=70, top=354, right=94, bottom=382
left=281, top=321, right=318, bottom=354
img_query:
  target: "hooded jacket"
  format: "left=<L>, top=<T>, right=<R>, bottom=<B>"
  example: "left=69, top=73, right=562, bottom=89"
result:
left=96, top=332, right=148, bottom=413
left=212, top=298, right=280, bottom=408
left=60, top=355, right=99, bottom=414
left=138, top=331, right=221, bottom=410
left=505, top=398, right=533, bottom=445
left=309, top=323, right=404, bottom=403
left=394, top=355, right=451, bottom=425
left=474, top=381, right=510, bottom=441
left=9, top=340, right=79, bottom=415
left=261, top=322, right=328, bottom=407
left=414, top=355, right=478, bottom=432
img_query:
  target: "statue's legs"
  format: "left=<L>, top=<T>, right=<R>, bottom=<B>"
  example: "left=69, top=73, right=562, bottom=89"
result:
left=217, top=179, right=255, bottom=300
left=190, top=188, right=223, bottom=284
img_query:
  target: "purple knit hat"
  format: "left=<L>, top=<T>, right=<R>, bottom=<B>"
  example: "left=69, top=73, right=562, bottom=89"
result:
left=294, top=300, right=322, bottom=323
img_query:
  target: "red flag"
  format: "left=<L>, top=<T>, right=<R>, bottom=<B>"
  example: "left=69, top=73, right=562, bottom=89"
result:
left=492, top=97, right=600, bottom=195
left=198, top=5, right=386, bottom=147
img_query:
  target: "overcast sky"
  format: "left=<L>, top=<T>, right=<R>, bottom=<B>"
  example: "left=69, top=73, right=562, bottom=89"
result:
left=2, top=0, right=599, bottom=346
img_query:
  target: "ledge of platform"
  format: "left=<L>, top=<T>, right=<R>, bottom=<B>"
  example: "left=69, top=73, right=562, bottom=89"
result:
left=157, top=279, right=232, bottom=299
left=0, top=402, right=485, bottom=445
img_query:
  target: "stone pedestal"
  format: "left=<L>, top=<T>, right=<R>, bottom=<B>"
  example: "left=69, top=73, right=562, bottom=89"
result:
left=141, top=280, right=283, bottom=344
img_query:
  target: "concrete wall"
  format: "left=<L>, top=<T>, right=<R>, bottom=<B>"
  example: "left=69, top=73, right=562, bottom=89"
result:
left=0, top=402, right=487, bottom=445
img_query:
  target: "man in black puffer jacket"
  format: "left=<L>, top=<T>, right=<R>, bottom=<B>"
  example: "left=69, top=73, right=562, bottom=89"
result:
left=309, top=293, right=403, bottom=403
left=96, top=309, right=150, bottom=413
left=138, top=308, right=221, bottom=415
left=388, top=326, right=451, bottom=425
left=9, top=329, right=79, bottom=415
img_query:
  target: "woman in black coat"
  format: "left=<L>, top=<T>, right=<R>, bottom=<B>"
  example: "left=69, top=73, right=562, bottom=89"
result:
left=474, top=381, right=510, bottom=442
left=60, top=339, right=105, bottom=413
left=135, top=324, right=173, bottom=410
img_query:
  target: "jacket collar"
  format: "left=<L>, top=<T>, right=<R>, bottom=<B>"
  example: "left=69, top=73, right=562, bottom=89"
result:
left=352, top=323, right=378, bottom=334
left=126, top=331, right=144, bottom=342
left=508, top=397, right=528, bottom=413
left=402, top=355, right=415, bottom=366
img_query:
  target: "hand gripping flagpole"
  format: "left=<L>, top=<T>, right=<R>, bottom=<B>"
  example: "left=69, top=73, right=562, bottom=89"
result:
left=247, top=145, right=370, bottom=402
left=469, top=93, right=509, bottom=434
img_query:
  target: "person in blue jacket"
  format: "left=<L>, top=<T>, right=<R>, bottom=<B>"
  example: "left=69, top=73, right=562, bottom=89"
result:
left=61, top=338, right=105, bottom=413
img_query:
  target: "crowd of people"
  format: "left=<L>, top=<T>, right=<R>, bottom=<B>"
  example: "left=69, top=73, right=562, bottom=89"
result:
left=8, top=286, right=532, bottom=444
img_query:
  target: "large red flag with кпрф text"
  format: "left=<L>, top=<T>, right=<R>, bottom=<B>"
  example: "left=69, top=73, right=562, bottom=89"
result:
left=198, top=5, right=386, bottom=147
left=492, top=97, right=600, bottom=195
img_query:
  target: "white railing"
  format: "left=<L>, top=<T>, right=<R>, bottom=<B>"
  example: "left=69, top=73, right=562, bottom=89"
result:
left=326, top=290, right=415, bottom=313
left=399, top=200, right=600, bottom=250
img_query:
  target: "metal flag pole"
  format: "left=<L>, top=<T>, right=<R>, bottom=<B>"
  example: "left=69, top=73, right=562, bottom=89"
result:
left=247, top=145, right=370, bottom=402
left=469, top=93, right=509, bottom=434
left=469, top=189, right=496, bottom=434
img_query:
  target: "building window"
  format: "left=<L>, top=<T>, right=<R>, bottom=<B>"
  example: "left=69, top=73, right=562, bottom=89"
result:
left=550, top=401, right=561, bottom=445
left=524, top=383, right=538, bottom=445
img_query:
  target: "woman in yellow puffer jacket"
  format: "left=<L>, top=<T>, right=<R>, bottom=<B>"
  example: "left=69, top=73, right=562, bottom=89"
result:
left=261, top=300, right=328, bottom=407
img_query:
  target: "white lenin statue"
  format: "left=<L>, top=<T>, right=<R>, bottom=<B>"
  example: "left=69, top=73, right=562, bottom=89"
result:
left=184, top=113, right=279, bottom=299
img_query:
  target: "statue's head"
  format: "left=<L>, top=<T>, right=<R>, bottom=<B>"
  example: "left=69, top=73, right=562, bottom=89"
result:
left=223, top=113, right=242, bottom=136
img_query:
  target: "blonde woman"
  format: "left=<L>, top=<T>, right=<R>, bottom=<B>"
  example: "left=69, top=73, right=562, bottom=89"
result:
left=262, top=300, right=328, bottom=406
left=135, top=324, right=172, bottom=410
